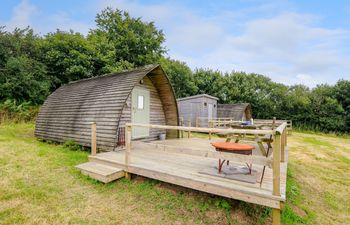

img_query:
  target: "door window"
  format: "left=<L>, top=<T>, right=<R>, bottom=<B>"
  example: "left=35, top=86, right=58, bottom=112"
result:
left=137, top=95, right=144, bottom=109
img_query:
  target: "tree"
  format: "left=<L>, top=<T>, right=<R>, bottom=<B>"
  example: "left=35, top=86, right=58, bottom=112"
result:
left=282, top=85, right=312, bottom=125
left=309, top=85, right=346, bottom=132
left=41, top=30, right=102, bottom=90
left=0, top=56, right=49, bottom=104
left=334, top=80, right=350, bottom=132
left=193, top=68, right=227, bottom=101
left=159, top=57, right=197, bottom=98
left=0, top=27, right=50, bottom=104
left=87, top=30, right=133, bottom=74
left=0, top=27, right=43, bottom=68
left=90, top=7, right=166, bottom=67
left=223, top=71, right=283, bottom=119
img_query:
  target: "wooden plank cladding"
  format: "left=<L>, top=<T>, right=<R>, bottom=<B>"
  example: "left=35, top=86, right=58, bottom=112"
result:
left=35, top=64, right=179, bottom=151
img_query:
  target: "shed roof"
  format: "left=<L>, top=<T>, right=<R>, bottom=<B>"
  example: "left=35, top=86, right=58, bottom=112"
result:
left=177, top=94, right=218, bottom=102
left=35, top=64, right=178, bottom=150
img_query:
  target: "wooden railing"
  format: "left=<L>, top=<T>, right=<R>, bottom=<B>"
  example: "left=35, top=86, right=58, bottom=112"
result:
left=196, top=117, right=234, bottom=127
left=179, top=116, right=241, bottom=128
left=208, top=118, right=246, bottom=128
left=90, top=120, right=287, bottom=224
left=179, top=116, right=292, bottom=135
left=123, top=122, right=288, bottom=194
left=207, top=118, right=292, bottom=135
left=255, top=119, right=292, bottom=134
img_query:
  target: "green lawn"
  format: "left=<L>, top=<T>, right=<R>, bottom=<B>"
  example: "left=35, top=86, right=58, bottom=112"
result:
left=0, top=123, right=349, bottom=224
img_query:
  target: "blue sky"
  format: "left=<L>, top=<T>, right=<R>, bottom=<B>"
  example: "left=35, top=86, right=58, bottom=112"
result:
left=1, top=0, right=350, bottom=87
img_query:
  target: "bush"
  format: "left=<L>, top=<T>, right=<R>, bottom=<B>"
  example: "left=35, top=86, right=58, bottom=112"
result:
left=63, top=139, right=83, bottom=151
left=0, top=99, right=39, bottom=123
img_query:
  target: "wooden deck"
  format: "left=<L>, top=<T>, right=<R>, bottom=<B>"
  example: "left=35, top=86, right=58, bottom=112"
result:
left=89, top=137, right=288, bottom=209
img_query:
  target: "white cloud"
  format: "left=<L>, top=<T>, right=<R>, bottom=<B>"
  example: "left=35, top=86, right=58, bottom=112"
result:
left=176, top=12, right=350, bottom=86
left=2, top=0, right=349, bottom=86
left=93, top=1, right=350, bottom=86
left=43, top=12, right=92, bottom=35
left=94, top=0, right=175, bottom=24
left=5, top=0, right=38, bottom=30
left=295, top=74, right=318, bottom=87
left=3, top=0, right=93, bottom=35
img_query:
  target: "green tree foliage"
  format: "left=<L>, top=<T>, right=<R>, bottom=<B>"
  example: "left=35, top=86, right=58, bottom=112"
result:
left=308, top=85, right=346, bottom=131
left=0, top=9, right=349, bottom=133
left=334, top=80, right=350, bottom=128
left=223, top=72, right=286, bottom=118
left=90, top=7, right=166, bottom=67
left=87, top=32, right=129, bottom=73
left=1, top=55, right=49, bottom=104
left=189, top=68, right=348, bottom=132
left=41, top=30, right=103, bottom=90
left=282, top=85, right=312, bottom=124
left=193, top=68, right=227, bottom=101
left=0, top=27, right=50, bottom=104
left=159, top=57, right=197, bottom=98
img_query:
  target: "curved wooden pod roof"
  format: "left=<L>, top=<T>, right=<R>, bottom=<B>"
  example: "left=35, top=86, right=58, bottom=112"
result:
left=217, top=103, right=252, bottom=120
left=35, top=64, right=179, bottom=150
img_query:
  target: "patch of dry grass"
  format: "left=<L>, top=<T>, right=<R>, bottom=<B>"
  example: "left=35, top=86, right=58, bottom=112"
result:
left=288, top=132, right=350, bottom=225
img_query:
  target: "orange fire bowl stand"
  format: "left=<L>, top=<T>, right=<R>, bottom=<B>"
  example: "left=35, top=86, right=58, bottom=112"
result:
left=211, top=142, right=256, bottom=174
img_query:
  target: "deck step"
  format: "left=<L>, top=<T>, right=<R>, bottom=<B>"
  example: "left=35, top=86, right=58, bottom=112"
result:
left=75, top=162, right=125, bottom=183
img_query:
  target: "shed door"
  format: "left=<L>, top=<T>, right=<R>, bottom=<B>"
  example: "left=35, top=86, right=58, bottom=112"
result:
left=131, top=87, right=150, bottom=138
left=208, top=103, right=213, bottom=120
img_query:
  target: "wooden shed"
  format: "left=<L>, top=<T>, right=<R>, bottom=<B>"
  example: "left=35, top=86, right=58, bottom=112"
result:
left=217, top=103, right=252, bottom=121
left=35, top=64, right=179, bottom=150
left=177, top=94, right=218, bottom=126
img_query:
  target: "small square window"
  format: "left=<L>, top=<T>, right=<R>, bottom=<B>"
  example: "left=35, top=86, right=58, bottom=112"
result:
left=138, top=95, right=144, bottom=109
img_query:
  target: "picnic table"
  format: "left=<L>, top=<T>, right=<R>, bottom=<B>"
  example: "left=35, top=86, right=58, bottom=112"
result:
left=220, top=123, right=273, bottom=157
left=211, top=121, right=276, bottom=184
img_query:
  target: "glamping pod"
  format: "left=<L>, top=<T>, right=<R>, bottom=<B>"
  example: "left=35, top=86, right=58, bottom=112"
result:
left=35, top=64, right=179, bottom=150
left=217, top=103, right=252, bottom=121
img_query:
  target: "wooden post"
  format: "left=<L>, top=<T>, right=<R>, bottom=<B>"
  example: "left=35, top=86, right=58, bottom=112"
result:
left=289, top=120, right=292, bottom=135
left=125, top=125, right=132, bottom=180
left=281, top=129, right=285, bottom=162
left=272, top=132, right=281, bottom=225
left=179, top=117, right=183, bottom=138
left=272, top=209, right=281, bottom=225
left=196, top=117, right=199, bottom=127
left=188, top=120, right=191, bottom=138
left=91, top=122, right=96, bottom=156
left=273, top=133, right=281, bottom=196
left=208, top=120, right=213, bottom=140
left=181, top=117, right=184, bottom=138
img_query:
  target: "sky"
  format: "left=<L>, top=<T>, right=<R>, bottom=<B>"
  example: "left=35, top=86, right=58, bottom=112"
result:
left=1, top=0, right=350, bottom=87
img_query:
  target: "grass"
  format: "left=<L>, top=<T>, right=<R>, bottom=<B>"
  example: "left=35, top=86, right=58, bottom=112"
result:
left=287, top=132, right=350, bottom=225
left=0, top=123, right=349, bottom=224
